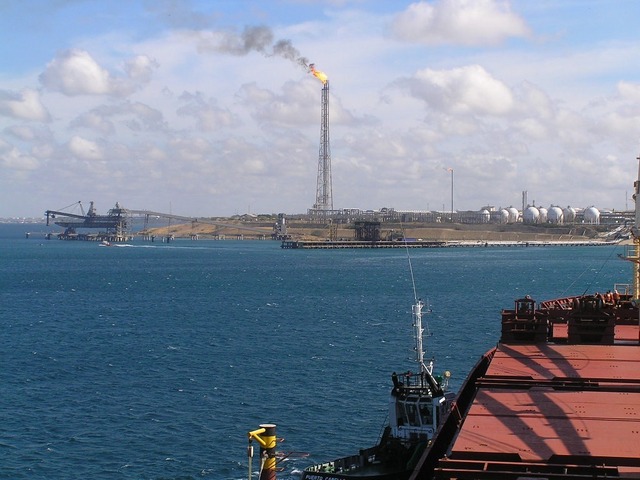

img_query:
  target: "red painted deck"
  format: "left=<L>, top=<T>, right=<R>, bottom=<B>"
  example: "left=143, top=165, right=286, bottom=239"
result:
left=486, top=342, right=640, bottom=381
left=455, top=389, right=640, bottom=458
left=432, top=326, right=640, bottom=479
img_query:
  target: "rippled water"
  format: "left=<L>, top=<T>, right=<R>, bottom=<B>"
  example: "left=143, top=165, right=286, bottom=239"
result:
left=0, top=224, right=629, bottom=479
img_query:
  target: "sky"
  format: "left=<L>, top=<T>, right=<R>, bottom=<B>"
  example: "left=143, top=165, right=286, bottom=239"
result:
left=2, top=0, right=640, bottom=218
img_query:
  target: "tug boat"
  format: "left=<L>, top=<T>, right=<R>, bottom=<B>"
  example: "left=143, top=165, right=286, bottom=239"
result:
left=302, top=299, right=455, bottom=480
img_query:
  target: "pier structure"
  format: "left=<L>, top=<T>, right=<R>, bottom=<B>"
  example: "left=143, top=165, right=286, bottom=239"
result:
left=44, top=201, right=274, bottom=242
left=45, top=201, right=133, bottom=242
left=281, top=239, right=619, bottom=249
left=354, top=221, right=381, bottom=241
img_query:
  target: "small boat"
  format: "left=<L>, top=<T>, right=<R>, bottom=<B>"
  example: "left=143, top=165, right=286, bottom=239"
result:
left=301, top=298, right=455, bottom=480
left=100, top=240, right=112, bottom=247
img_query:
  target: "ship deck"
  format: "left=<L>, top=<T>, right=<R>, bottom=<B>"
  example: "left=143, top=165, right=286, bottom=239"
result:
left=429, top=325, right=640, bottom=479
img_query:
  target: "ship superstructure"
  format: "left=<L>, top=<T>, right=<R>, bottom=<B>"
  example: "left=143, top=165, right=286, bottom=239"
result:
left=302, top=299, right=454, bottom=480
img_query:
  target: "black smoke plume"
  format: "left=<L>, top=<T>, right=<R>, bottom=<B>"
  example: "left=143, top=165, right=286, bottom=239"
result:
left=197, top=25, right=309, bottom=68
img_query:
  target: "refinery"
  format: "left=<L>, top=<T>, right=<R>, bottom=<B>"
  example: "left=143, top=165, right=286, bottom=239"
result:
left=37, top=63, right=633, bottom=244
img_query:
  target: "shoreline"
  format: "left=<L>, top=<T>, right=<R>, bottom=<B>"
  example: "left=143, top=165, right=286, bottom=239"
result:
left=144, top=221, right=624, bottom=243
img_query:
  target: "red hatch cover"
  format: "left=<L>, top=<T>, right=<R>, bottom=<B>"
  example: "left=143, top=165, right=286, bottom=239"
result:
left=452, top=389, right=640, bottom=461
left=486, top=343, right=640, bottom=382
left=444, top=342, right=640, bottom=474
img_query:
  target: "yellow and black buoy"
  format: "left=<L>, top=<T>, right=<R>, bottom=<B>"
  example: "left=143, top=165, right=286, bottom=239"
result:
left=247, top=423, right=277, bottom=480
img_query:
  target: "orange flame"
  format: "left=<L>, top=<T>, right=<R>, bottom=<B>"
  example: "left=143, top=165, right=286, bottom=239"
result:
left=309, top=63, right=328, bottom=84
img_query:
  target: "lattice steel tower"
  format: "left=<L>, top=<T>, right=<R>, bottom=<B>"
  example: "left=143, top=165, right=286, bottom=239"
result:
left=310, top=65, right=332, bottom=212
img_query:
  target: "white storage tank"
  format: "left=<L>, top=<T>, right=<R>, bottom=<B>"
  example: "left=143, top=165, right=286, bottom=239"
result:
left=523, top=206, right=540, bottom=224
left=498, top=209, right=510, bottom=224
left=563, top=206, right=576, bottom=223
left=480, top=209, right=490, bottom=223
left=584, top=206, right=600, bottom=224
left=538, top=207, right=548, bottom=223
left=548, top=206, right=564, bottom=224
left=507, top=207, right=519, bottom=223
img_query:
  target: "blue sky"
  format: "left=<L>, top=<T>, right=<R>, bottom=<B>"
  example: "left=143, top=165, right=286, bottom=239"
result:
left=2, top=0, right=640, bottom=218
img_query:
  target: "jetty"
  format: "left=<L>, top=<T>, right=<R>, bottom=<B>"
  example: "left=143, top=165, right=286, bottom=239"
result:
left=280, top=239, right=619, bottom=249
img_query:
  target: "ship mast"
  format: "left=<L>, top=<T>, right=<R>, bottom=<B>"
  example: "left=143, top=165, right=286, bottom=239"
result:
left=412, top=299, right=432, bottom=375
left=404, top=233, right=432, bottom=376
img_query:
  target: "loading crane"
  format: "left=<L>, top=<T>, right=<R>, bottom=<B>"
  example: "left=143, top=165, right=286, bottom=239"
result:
left=44, top=201, right=275, bottom=241
left=45, top=201, right=132, bottom=242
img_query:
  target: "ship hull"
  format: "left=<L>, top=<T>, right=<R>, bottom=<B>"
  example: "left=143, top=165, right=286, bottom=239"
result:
left=302, top=429, right=429, bottom=480
left=302, top=457, right=413, bottom=480
left=411, top=296, right=640, bottom=480
left=302, top=468, right=409, bottom=480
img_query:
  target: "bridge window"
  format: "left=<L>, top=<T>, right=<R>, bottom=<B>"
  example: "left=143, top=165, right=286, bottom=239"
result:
left=419, top=402, right=434, bottom=425
left=400, top=397, right=434, bottom=427
left=405, top=402, right=419, bottom=426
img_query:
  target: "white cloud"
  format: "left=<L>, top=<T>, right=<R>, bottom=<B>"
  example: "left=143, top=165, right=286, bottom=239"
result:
left=70, top=110, right=115, bottom=135
left=617, top=81, right=640, bottom=102
left=67, top=135, right=104, bottom=160
left=40, top=49, right=113, bottom=95
left=124, top=55, right=158, bottom=83
left=68, top=101, right=167, bottom=136
left=514, top=118, right=548, bottom=140
left=238, top=81, right=316, bottom=127
left=32, top=142, right=56, bottom=161
left=176, top=92, right=238, bottom=131
left=5, top=125, right=37, bottom=141
left=391, top=0, right=530, bottom=46
left=39, top=49, right=155, bottom=97
left=0, top=89, right=50, bottom=121
left=0, top=138, right=40, bottom=170
left=512, top=82, right=554, bottom=120
left=398, top=64, right=514, bottom=115
left=168, top=136, right=212, bottom=166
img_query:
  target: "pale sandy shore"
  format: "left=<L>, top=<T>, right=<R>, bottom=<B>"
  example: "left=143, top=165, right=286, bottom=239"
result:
left=145, top=221, right=626, bottom=243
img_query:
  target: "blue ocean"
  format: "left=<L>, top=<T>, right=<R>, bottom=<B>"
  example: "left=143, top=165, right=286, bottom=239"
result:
left=0, top=223, right=630, bottom=479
